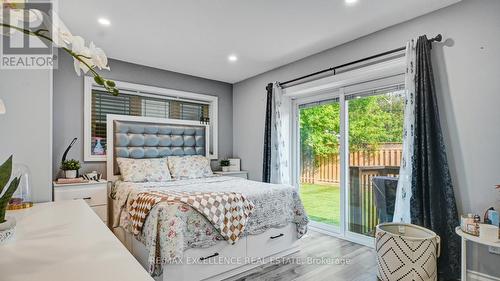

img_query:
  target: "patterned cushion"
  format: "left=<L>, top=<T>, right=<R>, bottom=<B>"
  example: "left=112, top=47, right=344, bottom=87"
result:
left=167, top=155, right=213, bottom=179
left=116, top=158, right=172, bottom=182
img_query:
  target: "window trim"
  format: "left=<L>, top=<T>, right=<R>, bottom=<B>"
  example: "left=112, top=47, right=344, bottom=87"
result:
left=84, top=76, right=218, bottom=161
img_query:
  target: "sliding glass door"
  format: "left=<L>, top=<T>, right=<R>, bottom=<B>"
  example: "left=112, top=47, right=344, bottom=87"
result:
left=345, top=86, right=405, bottom=238
left=299, top=98, right=341, bottom=231
left=295, top=78, right=405, bottom=245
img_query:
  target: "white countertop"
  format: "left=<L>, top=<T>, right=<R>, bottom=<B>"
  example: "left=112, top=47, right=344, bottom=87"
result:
left=0, top=200, right=154, bottom=281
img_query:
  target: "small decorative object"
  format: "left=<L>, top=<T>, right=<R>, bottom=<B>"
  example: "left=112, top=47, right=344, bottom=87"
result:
left=376, top=223, right=440, bottom=281
left=93, top=138, right=105, bottom=155
left=228, top=158, right=241, bottom=172
left=7, top=164, right=33, bottom=210
left=0, top=156, right=21, bottom=245
left=461, top=214, right=480, bottom=236
left=220, top=160, right=230, bottom=172
left=82, top=171, right=102, bottom=181
left=61, top=159, right=81, bottom=179
left=489, top=210, right=499, bottom=227
left=61, top=138, right=77, bottom=164
left=479, top=224, right=499, bottom=242
left=484, top=207, right=497, bottom=225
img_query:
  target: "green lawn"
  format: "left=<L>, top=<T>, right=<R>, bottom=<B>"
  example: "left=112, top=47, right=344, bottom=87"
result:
left=299, top=183, right=341, bottom=226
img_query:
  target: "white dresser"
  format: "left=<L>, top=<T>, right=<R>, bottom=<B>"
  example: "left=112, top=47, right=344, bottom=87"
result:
left=1, top=200, right=153, bottom=281
left=53, top=180, right=108, bottom=224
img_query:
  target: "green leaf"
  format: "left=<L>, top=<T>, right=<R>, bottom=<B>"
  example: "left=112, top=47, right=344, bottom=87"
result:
left=0, top=156, right=13, bottom=195
left=0, top=177, right=20, bottom=223
left=112, top=88, right=119, bottom=96
left=105, top=80, right=116, bottom=87
left=94, top=76, right=105, bottom=85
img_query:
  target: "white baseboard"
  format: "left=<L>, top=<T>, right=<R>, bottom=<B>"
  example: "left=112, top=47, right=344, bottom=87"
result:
left=468, top=270, right=500, bottom=281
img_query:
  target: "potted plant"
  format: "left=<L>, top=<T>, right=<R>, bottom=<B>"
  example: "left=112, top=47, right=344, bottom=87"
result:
left=61, top=159, right=81, bottom=179
left=0, top=156, right=21, bottom=245
left=220, top=160, right=230, bottom=172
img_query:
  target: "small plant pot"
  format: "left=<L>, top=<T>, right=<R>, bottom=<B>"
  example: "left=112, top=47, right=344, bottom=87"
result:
left=64, top=170, right=77, bottom=179
left=0, top=216, right=16, bottom=245
left=222, top=166, right=230, bottom=172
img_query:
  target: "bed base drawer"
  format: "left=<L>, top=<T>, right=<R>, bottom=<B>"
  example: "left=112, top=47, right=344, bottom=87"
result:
left=247, top=224, right=298, bottom=258
left=115, top=224, right=300, bottom=281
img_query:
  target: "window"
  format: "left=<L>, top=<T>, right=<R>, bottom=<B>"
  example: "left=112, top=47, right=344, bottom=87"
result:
left=84, top=77, right=218, bottom=161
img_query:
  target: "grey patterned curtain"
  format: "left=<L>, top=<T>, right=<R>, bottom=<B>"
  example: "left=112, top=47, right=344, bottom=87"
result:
left=262, top=83, right=273, bottom=183
left=411, top=35, right=460, bottom=280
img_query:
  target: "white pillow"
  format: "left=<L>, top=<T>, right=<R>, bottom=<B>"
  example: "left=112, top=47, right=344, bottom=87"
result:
left=167, top=155, right=213, bottom=179
left=116, top=158, right=172, bottom=182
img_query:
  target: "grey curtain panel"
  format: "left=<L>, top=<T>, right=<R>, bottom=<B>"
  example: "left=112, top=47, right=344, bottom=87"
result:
left=262, top=83, right=274, bottom=183
left=410, top=35, right=460, bottom=280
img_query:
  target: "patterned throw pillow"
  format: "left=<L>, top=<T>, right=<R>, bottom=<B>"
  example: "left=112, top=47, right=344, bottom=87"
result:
left=116, top=158, right=172, bottom=182
left=167, top=155, right=213, bottom=179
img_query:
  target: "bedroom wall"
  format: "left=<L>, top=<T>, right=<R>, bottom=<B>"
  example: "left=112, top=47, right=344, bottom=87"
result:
left=233, top=0, right=500, bottom=276
left=53, top=52, right=233, bottom=179
left=0, top=69, right=53, bottom=203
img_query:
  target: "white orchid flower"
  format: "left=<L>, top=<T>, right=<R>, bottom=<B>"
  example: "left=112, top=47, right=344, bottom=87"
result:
left=89, top=42, right=110, bottom=70
left=71, top=36, right=94, bottom=76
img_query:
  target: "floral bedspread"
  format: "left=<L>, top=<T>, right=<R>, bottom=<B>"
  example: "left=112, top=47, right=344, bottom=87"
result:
left=112, top=176, right=308, bottom=276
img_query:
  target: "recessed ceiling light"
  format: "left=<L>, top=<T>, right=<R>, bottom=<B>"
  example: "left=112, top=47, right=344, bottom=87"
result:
left=345, top=0, right=358, bottom=5
left=228, top=54, right=238, bottom=62
left=98, top=18, right=111, bottom=26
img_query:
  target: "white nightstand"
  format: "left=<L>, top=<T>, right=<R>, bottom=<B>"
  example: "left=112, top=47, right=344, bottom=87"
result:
left=214, top=171, right=248, bottom=179
left=53, top=180, right=108, bottom=224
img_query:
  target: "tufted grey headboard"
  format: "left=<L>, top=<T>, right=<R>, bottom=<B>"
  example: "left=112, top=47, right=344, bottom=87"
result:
left=106, top=115, right=209, bottom=179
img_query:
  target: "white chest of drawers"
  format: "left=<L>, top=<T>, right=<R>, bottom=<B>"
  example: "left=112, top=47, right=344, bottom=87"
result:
left=53, top=180, right=108, bottom=224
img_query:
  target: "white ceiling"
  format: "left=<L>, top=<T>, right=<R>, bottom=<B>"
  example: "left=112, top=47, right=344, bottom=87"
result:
left=58, top=0, right=460, bottom=83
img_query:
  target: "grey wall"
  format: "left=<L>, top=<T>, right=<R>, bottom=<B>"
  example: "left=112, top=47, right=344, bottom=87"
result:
left=233, top=0, right=500, bottom=276
left=0, top=69, right=53, bottom=203
left=53, top=52, right=233, bottom=179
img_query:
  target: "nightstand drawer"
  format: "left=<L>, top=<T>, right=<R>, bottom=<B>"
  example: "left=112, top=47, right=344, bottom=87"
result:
left=54, top=185, right=107, bottom=207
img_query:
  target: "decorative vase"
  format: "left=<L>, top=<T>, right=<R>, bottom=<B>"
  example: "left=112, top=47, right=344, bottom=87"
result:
left=0, top=216, right=16, bottom=245
left=222, top=166, right=230, bottom=172
left=64, top=170, right=77, bottom=179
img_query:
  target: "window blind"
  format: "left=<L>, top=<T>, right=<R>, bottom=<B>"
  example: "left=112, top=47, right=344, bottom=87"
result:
left=299, top=97, right=340, bottom=109
left=90, top=90, right=209, bottom=152
left=345, top=83, right=405, bottom=100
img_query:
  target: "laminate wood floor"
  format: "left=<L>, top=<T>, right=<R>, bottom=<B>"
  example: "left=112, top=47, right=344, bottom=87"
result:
left=226, top=230, right=378, bottom=281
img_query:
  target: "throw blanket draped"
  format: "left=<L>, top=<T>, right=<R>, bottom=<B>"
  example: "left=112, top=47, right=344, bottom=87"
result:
left=130, top=190, right=254, bottom=243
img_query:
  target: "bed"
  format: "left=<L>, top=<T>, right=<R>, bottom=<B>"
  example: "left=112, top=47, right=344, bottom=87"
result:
left=106, top=115, right=308, bottom=281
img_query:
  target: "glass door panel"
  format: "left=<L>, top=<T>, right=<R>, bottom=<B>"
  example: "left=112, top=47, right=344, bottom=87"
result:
left=346, top=89, right=405, bottom=237
left=299, top=98, right=341, bottom=228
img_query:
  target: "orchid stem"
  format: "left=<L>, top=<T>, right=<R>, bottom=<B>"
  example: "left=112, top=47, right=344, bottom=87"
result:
left=0, top=23, right=117, bottom=95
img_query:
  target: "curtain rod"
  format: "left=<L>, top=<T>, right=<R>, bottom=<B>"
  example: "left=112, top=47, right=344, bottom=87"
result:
left=277, top=34, right=442, bottom=88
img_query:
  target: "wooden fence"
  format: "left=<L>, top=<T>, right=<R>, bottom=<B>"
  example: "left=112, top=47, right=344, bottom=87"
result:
left=300, top=143, right=402, bottom=184
left=301, top=143, right=402, bottom=236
